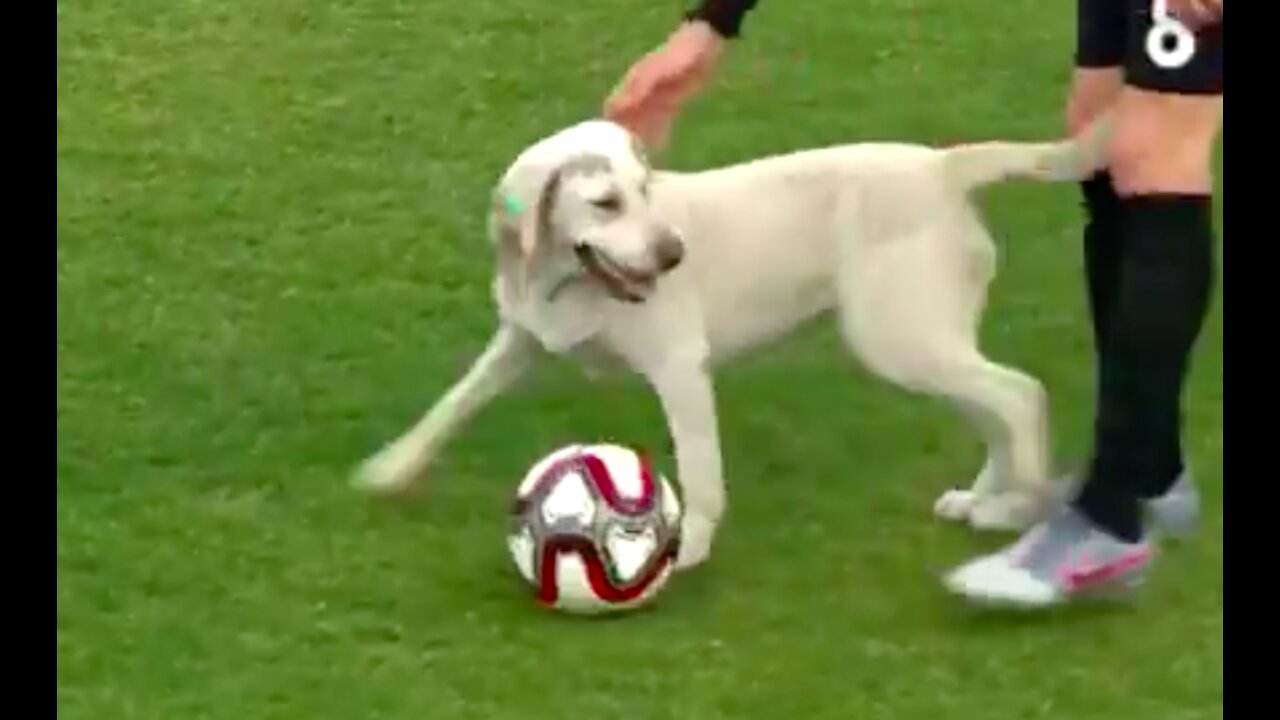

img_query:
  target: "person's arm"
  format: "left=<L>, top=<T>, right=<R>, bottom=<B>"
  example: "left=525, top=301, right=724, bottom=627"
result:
left=685, top=0, right=761, bottom=39
left=603, top=1, right=762, bottom=147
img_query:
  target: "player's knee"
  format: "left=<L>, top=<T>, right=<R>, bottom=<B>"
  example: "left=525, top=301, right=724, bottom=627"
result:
left=1109, top=254, right=1212, bottom=356
left=1105, top=200, right=1215, bottom=356
left=1105, top=117, right=1213, bottom=196
left=1105, top=91, right=1221, bottom=195
left=1107, top=133, right=1213, bottom=196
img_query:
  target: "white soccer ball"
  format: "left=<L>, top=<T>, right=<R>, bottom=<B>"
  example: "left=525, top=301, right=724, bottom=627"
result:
left=506, top=442, right=682, bottom=615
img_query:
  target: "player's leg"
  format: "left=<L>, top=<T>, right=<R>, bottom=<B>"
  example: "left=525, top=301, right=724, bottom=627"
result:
left=1055, top=80, right=1204, bottom=535
left=1075, top=65, right=1221, bottom=536
left=1056, top=0, right=1200, bottom=533
left=944, top=0, right=1221, bottom=607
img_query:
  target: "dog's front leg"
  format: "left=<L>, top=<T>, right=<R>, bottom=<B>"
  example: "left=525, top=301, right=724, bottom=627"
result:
left=355, top=323, right=539, bottom=496
left=648, top=359, right=725, bottom=571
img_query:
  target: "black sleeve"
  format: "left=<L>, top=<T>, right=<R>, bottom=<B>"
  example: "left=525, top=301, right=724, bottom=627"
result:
left=686, top=0, right=761, bottom=39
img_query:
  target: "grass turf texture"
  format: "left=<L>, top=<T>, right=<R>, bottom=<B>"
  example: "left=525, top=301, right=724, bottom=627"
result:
left=57, top=1, right=1223, bottom=717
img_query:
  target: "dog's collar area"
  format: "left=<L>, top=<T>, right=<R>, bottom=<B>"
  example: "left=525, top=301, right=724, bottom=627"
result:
left=544, top=271, right=583, bottom=303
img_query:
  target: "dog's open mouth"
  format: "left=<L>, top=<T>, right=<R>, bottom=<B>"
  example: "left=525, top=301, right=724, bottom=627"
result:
left=574, top=244, right=655, bottom=303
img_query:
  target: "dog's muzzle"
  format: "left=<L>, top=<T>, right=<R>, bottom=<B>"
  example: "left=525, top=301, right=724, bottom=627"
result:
left=574, top=244, right=653, bottom=304
left=652, top=233, right=685, bottom=273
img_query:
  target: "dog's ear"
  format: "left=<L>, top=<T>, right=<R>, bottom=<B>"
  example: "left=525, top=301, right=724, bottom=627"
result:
left=626, top=131, right=658, bottom=188
left=628, top=132, right=653, bottom=176
left=520, top=166, right=565, bottom=261
left=490, top=163, right=567, bottom=296
left=492, top=164, right=565, bottom=259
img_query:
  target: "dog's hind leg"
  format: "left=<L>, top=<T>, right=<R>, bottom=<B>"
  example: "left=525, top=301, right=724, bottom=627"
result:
left=835, top=223, right=1052, bottom=531
left=355, top=323, right=540, bottom=496
left=921, top=356, right=1052, bottom=530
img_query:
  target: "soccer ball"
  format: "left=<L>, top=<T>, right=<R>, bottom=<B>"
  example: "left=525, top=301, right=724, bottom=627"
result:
left=506, top=442, right=682, bottom=615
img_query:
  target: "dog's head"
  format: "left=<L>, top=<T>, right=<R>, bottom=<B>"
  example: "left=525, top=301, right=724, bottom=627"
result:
left=491, top=120, right=684, bottom=303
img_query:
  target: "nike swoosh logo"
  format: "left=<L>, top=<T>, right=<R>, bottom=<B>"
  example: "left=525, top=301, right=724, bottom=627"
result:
left=1060, top=548, right=1151, bottom=589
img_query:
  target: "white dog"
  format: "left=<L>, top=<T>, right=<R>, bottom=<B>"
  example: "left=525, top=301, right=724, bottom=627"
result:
left=355, top=117, right=1111, bottom=570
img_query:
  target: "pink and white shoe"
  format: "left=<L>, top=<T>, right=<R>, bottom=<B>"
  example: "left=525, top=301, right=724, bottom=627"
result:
left=943, top=504, right=1155, bottom=609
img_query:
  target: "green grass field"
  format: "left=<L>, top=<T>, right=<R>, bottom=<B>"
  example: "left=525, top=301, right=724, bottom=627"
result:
left=57, top=1, right=1223, bottom=718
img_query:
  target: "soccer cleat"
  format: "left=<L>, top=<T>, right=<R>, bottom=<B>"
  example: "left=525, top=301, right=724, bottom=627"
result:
left=1049, top=467, right=1200, bottom=538
left=1142, top=470, right=1199, bottom=539
left=942, top=504, right=1154, bottom=609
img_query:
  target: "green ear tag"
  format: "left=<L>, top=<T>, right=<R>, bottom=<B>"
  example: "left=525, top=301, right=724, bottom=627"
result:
left=503, top=193, right=525, bottom=216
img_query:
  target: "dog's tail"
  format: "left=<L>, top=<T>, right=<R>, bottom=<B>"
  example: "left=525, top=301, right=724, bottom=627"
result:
left=940, top=112, right=1113, bottom=192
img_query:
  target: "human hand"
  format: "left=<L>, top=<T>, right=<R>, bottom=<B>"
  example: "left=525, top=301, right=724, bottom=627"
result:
left=603, top=20, right=727, bottom=149
left=1165, top=0, right=1222, bottom=29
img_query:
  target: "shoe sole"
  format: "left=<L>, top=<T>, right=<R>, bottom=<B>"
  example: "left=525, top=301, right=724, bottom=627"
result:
left=944, top=559, right=1151, bottom=610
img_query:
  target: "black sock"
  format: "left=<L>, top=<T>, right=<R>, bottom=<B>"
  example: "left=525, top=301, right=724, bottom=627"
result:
left=1074, top=193, right=1215, bottom=540
left=1081, top=174, right=1188, bottom=496
left=1081, top=172, right=1123, bottom=347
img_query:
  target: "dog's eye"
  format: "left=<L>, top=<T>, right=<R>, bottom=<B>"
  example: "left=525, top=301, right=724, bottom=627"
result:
left=591, top=194, right=623, bottom=213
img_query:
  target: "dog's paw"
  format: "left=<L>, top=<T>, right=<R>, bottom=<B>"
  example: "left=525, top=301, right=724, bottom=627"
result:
left=934, top=489, right=1045, bottom=532
left=675, top=543, right=711, bottom=571
left=674, top=513, right=716, bottom=571
left=966, top=492, right=1043, bottom=532
left=933, top=488, right=979, bottom=523
left=352, top=443, right=427, bottom=497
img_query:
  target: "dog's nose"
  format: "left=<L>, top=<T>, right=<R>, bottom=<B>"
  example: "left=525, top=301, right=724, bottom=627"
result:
left=653, top=234, right=685, bottom=272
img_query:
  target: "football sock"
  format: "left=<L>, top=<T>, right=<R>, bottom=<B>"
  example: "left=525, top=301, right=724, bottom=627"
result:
left=1081, top=172, right=1124, bottom=347
left=1074, top=193, right=1215, bottom=541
